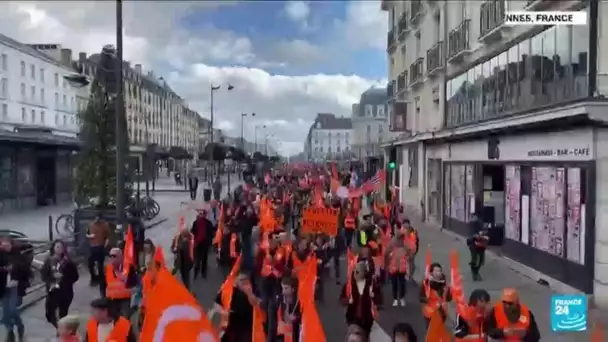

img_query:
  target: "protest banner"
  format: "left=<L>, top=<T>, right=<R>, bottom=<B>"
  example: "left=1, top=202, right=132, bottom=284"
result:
left=301, top=207, right=339, bottom=236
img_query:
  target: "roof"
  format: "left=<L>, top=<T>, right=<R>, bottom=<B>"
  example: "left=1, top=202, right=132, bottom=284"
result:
left=0, top=34, right=70, bottom=70
left=359, top=87, right=389, bottom=104
left=312, top=113, right=352, bottom=130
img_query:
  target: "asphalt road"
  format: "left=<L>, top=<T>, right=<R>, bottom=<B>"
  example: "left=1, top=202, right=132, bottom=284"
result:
left=191, top=253, right=427, bottom=341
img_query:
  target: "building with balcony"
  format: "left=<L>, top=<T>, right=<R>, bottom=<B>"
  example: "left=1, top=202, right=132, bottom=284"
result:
left=383, top=0, right=608, bottom=305
left=305, top=113, right=352, bottom=161
left=383, top=0, right=446, bottom=225
left=0, top=36, right=82, bottom=212
left=351, top=87, right=392, bottom=161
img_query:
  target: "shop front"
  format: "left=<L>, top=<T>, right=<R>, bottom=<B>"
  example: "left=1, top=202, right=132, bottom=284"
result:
left=434, top=127, right=595, bottom=293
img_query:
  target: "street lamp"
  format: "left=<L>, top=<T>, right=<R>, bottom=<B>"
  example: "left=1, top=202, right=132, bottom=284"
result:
left=241, top=112, right=255, bottom=151
left=210, top=83, right=234, bottom=144
left=254, top=124, right=266, bottom=153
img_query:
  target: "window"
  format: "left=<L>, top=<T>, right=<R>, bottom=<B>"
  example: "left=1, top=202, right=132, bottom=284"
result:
left=378, top=124, right=383, bottom=133
left=377, top=105, right=385, bottom=117
left=21, top=107, right=26, bottom=121
left=367, top=125, right=371, bottom=133
left=55, top=114, right=59, bottom=125
left=401, top=45, right=407, bottom=69
left=40, top=68, right=45, bottom=83
left=1, top=103, right=7, bottom=120
left=389, top=6, right=395, bottom=27
left=54, top=93, right=59, bottom=107
left=30, top=86, right=35, bottom=100
left=365, top=104, right=373, bottom=116
left=1, top=54, right=6, bottom=71
left=337, top=146, right=341, bottom=153
left=54, top=73, right=59, bottom=86
left=0, top=78, right=7, bottom=98
left=20, top=83, right=25, bottom=98
left=20, top=61, right=25, bottom=76
left=30, top=64, right=35, bottom=79
left=63, top=115, right=67, bottom=125
left=31, top=109, right=35, bottom=123
left=63, top=94, right=67, bottom=105
left=40, top=88, right=45, bottom=104
left=40, top=110, right=45, bottom=123
left=434, top=12, right=440, bottom=43
left=415, top=32, right=421, bottom=57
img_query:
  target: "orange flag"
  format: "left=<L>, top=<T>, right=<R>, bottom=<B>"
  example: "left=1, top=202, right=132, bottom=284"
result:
left=220, top=255, right=242, bottom=313
left=345, top=249, right=357, bottom=298
left=140, top=268, right=219, bottom=342
left=252, top=304, right=267, bottom=342
left=591, top=321, right=604, bottom=342
left=153, top=246, right=166, bottom=267
left=424, top=247, right=432, bottom=279
left=122, top=225, right=134, bottom=276
left=214, top=205, right=224, bottom=245
left=425, top=311, right=450, bottom=342
left=296, top=256, right=326, bottom=342
left=449, top=250, right=468, bottom=317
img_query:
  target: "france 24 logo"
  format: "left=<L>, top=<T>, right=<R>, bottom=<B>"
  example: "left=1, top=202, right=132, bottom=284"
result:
left=550, top=294, right=587, bottom=332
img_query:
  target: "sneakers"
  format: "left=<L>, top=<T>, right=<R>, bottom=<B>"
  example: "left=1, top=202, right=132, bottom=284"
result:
left=392, top=299, right=399, bottom=307
left=400, top=299, right=406, bottom=307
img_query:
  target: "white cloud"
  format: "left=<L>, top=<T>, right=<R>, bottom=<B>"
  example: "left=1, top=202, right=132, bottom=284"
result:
left=336, top=1, right=388, bottom=50
left=284, top=1, right=310, bottom=23
left=0, top=1, right=382, bottom=156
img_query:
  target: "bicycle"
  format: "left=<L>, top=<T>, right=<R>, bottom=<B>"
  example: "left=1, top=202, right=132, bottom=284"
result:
left=128, top=195, right=160, bottom=221
left=55, top=209, right=76, bottom=238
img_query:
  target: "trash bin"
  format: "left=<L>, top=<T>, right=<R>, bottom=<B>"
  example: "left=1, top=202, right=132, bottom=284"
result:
left=203, top=188, right=212, bottom=202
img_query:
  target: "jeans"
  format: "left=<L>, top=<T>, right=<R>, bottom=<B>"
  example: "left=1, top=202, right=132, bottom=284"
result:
left=2, top=287, right=24, bottom=334
left=45, top=290, right=73, bottom=327
left=390, top=273, right=407, bottom=300
left=470, top=249, right=486, bottom=276
left=240, top=233, right=253, bottom=273
left=88, top=245, right=106, bottom=296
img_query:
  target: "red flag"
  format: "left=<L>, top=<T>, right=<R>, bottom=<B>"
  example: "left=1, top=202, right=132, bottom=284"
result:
left=122, top=226, right=134, bottom=276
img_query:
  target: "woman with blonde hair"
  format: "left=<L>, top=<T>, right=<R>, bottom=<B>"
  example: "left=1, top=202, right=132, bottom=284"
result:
left=57, top=315, right=80, bottom=341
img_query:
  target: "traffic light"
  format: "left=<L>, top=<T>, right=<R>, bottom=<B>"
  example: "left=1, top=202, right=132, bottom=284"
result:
left=388, top=161, right=396, bottom=169
left=387, top=147, right=397, bottom=201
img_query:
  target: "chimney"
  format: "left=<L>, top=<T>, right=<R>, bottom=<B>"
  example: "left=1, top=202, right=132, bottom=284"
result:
left=135, top=64, right=142, bottom=74
left=79, top=52, right=87, bottom=61
left=60, top=48, right=72, bottom=65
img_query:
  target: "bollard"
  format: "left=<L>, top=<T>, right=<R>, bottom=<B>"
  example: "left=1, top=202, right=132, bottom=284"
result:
left=48, top=215, right=53, bottom=241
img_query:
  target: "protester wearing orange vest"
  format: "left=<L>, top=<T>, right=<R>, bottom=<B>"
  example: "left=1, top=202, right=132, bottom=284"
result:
left=343, top=206, right=358, bottom=249
left=419, top=262, right=452, bottom=328
left=276, top=276, right=301, bottom=342
left=85, top=298, right=135, bottom=342
left=171, top=229, right=195, bottom=290
left=387, top=232, right=409, bottom=307
left=485, top=288, right=541, bottom=342
left=453, top=289, right=491, bottom=342
left=105, top=248, right=137, bottom=318
left=400, top=220, right=419, bottom=278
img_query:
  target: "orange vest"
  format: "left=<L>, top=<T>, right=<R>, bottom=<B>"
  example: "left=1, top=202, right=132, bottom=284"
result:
left=493, top=303, right=531, bottom=341
left=344, top=215, right=356, bottom=230
left=422, top=280, right=449, bottom=318
left=388, top=250, right=407, bottom=274
left=261, top=250, right=285, bottom=278
left=454, top=310, right=486, bottom=342
left=277, top=305, right=293, bottom=342
left=105, top=265, right=131, bottom=299
left=404, top=230, right=418, bottom=253
left=86, top=317, right=130, bottom=342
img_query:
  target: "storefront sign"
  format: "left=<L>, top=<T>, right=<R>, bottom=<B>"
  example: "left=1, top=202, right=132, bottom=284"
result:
left=527, top=148, right=590, bottom=158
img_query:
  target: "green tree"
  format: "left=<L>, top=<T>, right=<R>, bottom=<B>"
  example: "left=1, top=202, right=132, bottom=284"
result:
left=74, top=79, right=131, bottom=208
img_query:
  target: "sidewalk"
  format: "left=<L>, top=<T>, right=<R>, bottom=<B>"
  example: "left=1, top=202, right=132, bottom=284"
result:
left=7, top=179, right=244, bottom=340
left=406, top=210, right=602, bottom=341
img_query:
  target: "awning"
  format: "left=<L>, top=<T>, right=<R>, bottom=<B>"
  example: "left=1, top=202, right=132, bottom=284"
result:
left=168, top=146, right=191, bottom=159
left=0, top=128, right=81, bottom=149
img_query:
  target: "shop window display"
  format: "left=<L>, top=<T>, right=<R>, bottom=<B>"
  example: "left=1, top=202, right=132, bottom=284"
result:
left=505, top=165, right=521, bottom=241
left=530, top=167, right=565, bottom=257
left=566, top=168, right=584, bottom=264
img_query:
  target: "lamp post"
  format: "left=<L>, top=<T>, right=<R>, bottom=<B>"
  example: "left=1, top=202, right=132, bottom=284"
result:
left=114, top=0, right=127, bottom=227
left=254, top=124, right=266, bottom=153
left=209, top=83, right=233, bottom=179
left=240, top=112, right=255, bottom=150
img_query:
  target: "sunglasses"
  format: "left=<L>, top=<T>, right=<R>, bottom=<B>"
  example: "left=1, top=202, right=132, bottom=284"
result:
left=109, top=254, right=119, bottom=258
left=502, top=301, right=515, bottom=305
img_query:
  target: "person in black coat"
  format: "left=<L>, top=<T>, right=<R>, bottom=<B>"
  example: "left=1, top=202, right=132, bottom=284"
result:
left=0, top=238, right=32, bottom=341
left=41, top=240, right=79, bottom=329
left=191, top=210, right=213, bottom=279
